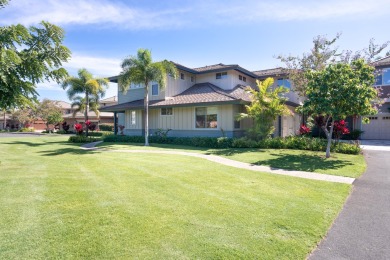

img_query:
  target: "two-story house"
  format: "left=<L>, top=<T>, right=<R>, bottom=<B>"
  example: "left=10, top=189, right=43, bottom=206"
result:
left=101, top=63, right=302, bottom=138
left=354, top=56, right=390, bottom=139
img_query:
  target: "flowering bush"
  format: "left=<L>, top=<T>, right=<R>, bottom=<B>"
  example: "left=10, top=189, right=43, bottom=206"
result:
left=62, top=122, right=70, bottom=133
left=299, top=124, right=311, bottom=136
left=333, top=120, right=350, bottom=140
left=88, top=123, right=96, bottom=131
left=74, top=123, right=83, bottom=135
left=85, top=120, right=91, bottom=126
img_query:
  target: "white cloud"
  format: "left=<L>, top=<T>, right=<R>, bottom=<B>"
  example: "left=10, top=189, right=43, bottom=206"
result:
left=1, top=0, right=390, bottom=29
left=64, top=55, right=121, bottom=77
left=36, top=82, right=64, bottom=91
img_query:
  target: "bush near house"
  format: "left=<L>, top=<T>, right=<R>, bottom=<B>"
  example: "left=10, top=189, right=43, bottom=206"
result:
left=102, top=135, right=361, bottom=155
left=68, top=135, right=101, bottom=143
left=99, top=124, right=114, bottom=131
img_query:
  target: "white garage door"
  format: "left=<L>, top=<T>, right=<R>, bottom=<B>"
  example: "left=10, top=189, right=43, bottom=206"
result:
left=361, top=115, right=390, bottom=140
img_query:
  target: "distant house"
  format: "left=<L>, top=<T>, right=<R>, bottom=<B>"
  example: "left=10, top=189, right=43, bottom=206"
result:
left=61, top=96, right=117, bottom=130
left=101, top=63, right=302, bottom=138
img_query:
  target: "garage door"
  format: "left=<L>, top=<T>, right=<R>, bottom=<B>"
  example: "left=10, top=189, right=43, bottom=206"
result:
left=361, top=115, right=390, bottom=140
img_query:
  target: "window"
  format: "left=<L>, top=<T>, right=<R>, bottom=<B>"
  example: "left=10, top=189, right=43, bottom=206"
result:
left=180, top=73, right=185, bottom=80
left=131, top=111, right=136, bottom=125
left=383, top=117, right=390, bottom=120
left=191, top=76, right=195, bottom=82
left=277, top=78, right=291, bottom=89
left=238, top=75, right=247, bottom=82
left=216, top=72, right=227, bottom=79
left=161, top=107, right=173, bottom=116
left=195, top=107, right=218, bottom=128
left=368, top=116, right=378, bottom=120
left=375, top=68, right=390, bottom=86
left=131, top=83, right=142, bottom=89
left=152, top=84, right=159, bottom=96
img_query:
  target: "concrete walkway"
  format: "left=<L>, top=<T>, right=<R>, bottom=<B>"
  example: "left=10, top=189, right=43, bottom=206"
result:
left=309, top=149, right=390, bottom=259
left=81, top=141, right=354, bottom=184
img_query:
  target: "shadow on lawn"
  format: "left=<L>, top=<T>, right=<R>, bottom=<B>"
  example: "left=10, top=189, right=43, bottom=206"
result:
left=38, top=147, right=101, bottom=156
left=254, top=153, right=352, bottom=172
left=2, top=140, right=71, bottom=147
left=211, top=148, right=266, bottom=156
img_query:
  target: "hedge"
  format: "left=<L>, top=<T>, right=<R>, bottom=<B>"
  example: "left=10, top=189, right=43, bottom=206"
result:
left=102, top=135, right=361, bottom=154
left=68, top=135, right=102, bottom=143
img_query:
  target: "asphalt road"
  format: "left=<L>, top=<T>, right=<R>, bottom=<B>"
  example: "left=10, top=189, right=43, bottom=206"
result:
left=309, top=150, right=390, bottom=260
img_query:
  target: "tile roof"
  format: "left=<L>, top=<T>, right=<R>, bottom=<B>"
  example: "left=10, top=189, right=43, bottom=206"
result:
left=252, top=67, right=286, bottom=78
left=55, top=101, right=72, bottom=109
left=371, top=56, right=390, bottom=67
left=101, top=83, right=252, bottom=112
left=62, top=111, right=114, bottom=119
left=193, top=63, right=236, bottom=72
left=100, top=96, right=117, bottom=103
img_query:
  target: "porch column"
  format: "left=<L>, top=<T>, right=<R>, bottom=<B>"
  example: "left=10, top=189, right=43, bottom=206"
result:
left=114, top=112, right=118, bottom=135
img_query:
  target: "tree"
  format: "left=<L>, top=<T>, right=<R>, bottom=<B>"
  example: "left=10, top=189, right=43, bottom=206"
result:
left=0, top=0, right=9, bottom=8
left=12, top=106, right=37, bottom=128
left=277, top=34, right=389, bottom=97
left=62, top=68, right=109, bottom=136
left=0, top=19, right=71, bottom=109
left=300, top=59, right=379, bottom=158
left=118, top=49, right=178, bottom=146
left=70, top=96, right=100, bottom=119
left=239, top=78, right=290, bottom=140
left=36, top=99, right=63, bottom=132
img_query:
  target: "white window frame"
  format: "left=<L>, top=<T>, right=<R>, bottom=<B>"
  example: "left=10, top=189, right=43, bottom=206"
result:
left=161, top=107, right=173, bottom=116
left=131, top=111, right=136, bottom=125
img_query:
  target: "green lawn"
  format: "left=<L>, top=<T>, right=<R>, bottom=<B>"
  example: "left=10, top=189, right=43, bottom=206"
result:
left=0, top=136, right=351, bottom=259
left=98, top=142, right=366, bottom=178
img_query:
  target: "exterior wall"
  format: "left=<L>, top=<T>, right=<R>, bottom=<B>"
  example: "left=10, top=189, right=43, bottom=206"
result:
left=197, top=70, right=256, bottom=90
left=280, top=106, right=301, bottom=137
left=118, top=88, right=144, bottom=103
left=123, top=104, right=236, bottom=134
left=165, top=70, right=196, bottom=97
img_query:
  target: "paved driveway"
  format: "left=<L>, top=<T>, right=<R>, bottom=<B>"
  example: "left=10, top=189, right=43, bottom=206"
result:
left=360, top=140, right=390, bottom=151
left=0, top=132, right=44, bottom=138
left=309, top=149, right=390, bottom=259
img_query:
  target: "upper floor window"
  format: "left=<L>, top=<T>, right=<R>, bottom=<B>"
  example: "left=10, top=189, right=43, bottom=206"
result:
left=152, top=84, right=159, bottom=96
left=238, top=75, right=247, bottom=82
left=131, top=83, right=143, bottom=89
left=216, top=72, right=227, bottom=79
left=375, top=68, right=390, bottom=86
left=180, top=73, right=185, bottom=80
left=277, top=78, right=291, bottom=89
left=191, top=76, right=195, bottom=82
left=161, top=107, right=173, bottom=116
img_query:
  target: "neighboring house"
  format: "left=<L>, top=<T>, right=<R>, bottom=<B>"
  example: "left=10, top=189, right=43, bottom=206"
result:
left=101, top=63, right=302, bottom=138
left=354, top=56, right=390, bottom=139
left=61, top=96, right=117, bottom=130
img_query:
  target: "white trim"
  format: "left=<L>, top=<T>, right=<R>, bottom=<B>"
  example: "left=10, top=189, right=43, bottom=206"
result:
left=161, top=107, right=174, bottom=116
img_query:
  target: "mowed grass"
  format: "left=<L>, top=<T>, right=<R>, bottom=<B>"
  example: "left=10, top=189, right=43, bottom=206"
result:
left=0, top=136, right=351, bottom=259
left=98, top=142, right=366, bottom=178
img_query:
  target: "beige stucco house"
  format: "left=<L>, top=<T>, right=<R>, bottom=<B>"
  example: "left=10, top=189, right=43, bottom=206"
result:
left=101, top=63, right=302, bottom=138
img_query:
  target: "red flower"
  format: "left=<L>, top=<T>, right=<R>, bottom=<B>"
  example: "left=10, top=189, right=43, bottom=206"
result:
left=74, top=123, right=83, bottom=134
left=299, top=124, right=311, bottom=135
left=85, top=120, right=91, bottom=126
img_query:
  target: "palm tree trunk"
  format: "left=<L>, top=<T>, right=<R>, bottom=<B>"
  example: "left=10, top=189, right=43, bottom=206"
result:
left=85, top=92, right=89, bottom=136
left=144, top=84, right=149, bottom=146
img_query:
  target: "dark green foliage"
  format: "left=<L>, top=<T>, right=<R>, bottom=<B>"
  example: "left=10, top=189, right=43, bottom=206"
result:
left=68, top=135, right=101, bottom=143
left=87, top=131, right=113, bottom=137
left=342, top=129, right=364, bottom=140
left=103, top=135, right=361, bottom=154
left=99, top=124, right=113, bottom=131
left=0, top=21, right=71, bottom=109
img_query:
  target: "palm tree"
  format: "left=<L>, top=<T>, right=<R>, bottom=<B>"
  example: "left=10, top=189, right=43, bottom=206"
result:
left=62, top=68, right=109, bottom=136
left=70, top=96, right=100, bottom=119
left=118, top=49, right=178, bottom=146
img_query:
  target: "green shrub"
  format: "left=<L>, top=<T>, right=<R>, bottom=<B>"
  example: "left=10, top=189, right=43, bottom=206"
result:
left=99, top=124, right=114, bottom=131
left=19, top=128, right=34, bottom=132
left=56, top=130, right=68, bottom=134
left=88, top=131, right=114, bottom=137
left=102, top=134, right=361, bottom=155
left=342, top=129, right=364, bottom=140
left=68, top=135, right=101, bottom=143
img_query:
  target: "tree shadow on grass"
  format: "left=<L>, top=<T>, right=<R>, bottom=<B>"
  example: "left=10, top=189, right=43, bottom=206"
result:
left=38, top=147, right=102, bottom=156
left=254, top=153, right=353, bottom=172
left=2, top=140, right=73, bottom=147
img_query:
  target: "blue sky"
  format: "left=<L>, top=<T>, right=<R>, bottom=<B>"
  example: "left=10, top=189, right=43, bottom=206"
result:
left=2, top=0, right=390, bottom=102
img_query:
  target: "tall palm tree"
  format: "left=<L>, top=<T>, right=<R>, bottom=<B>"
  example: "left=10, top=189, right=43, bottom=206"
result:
left=62, top=68, right=109, bottom=136
left=118, top=49, right=178, bottom=146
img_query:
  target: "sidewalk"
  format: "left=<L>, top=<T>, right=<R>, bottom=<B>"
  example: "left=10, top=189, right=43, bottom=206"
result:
left=81, top=142, right=355, bottom=184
